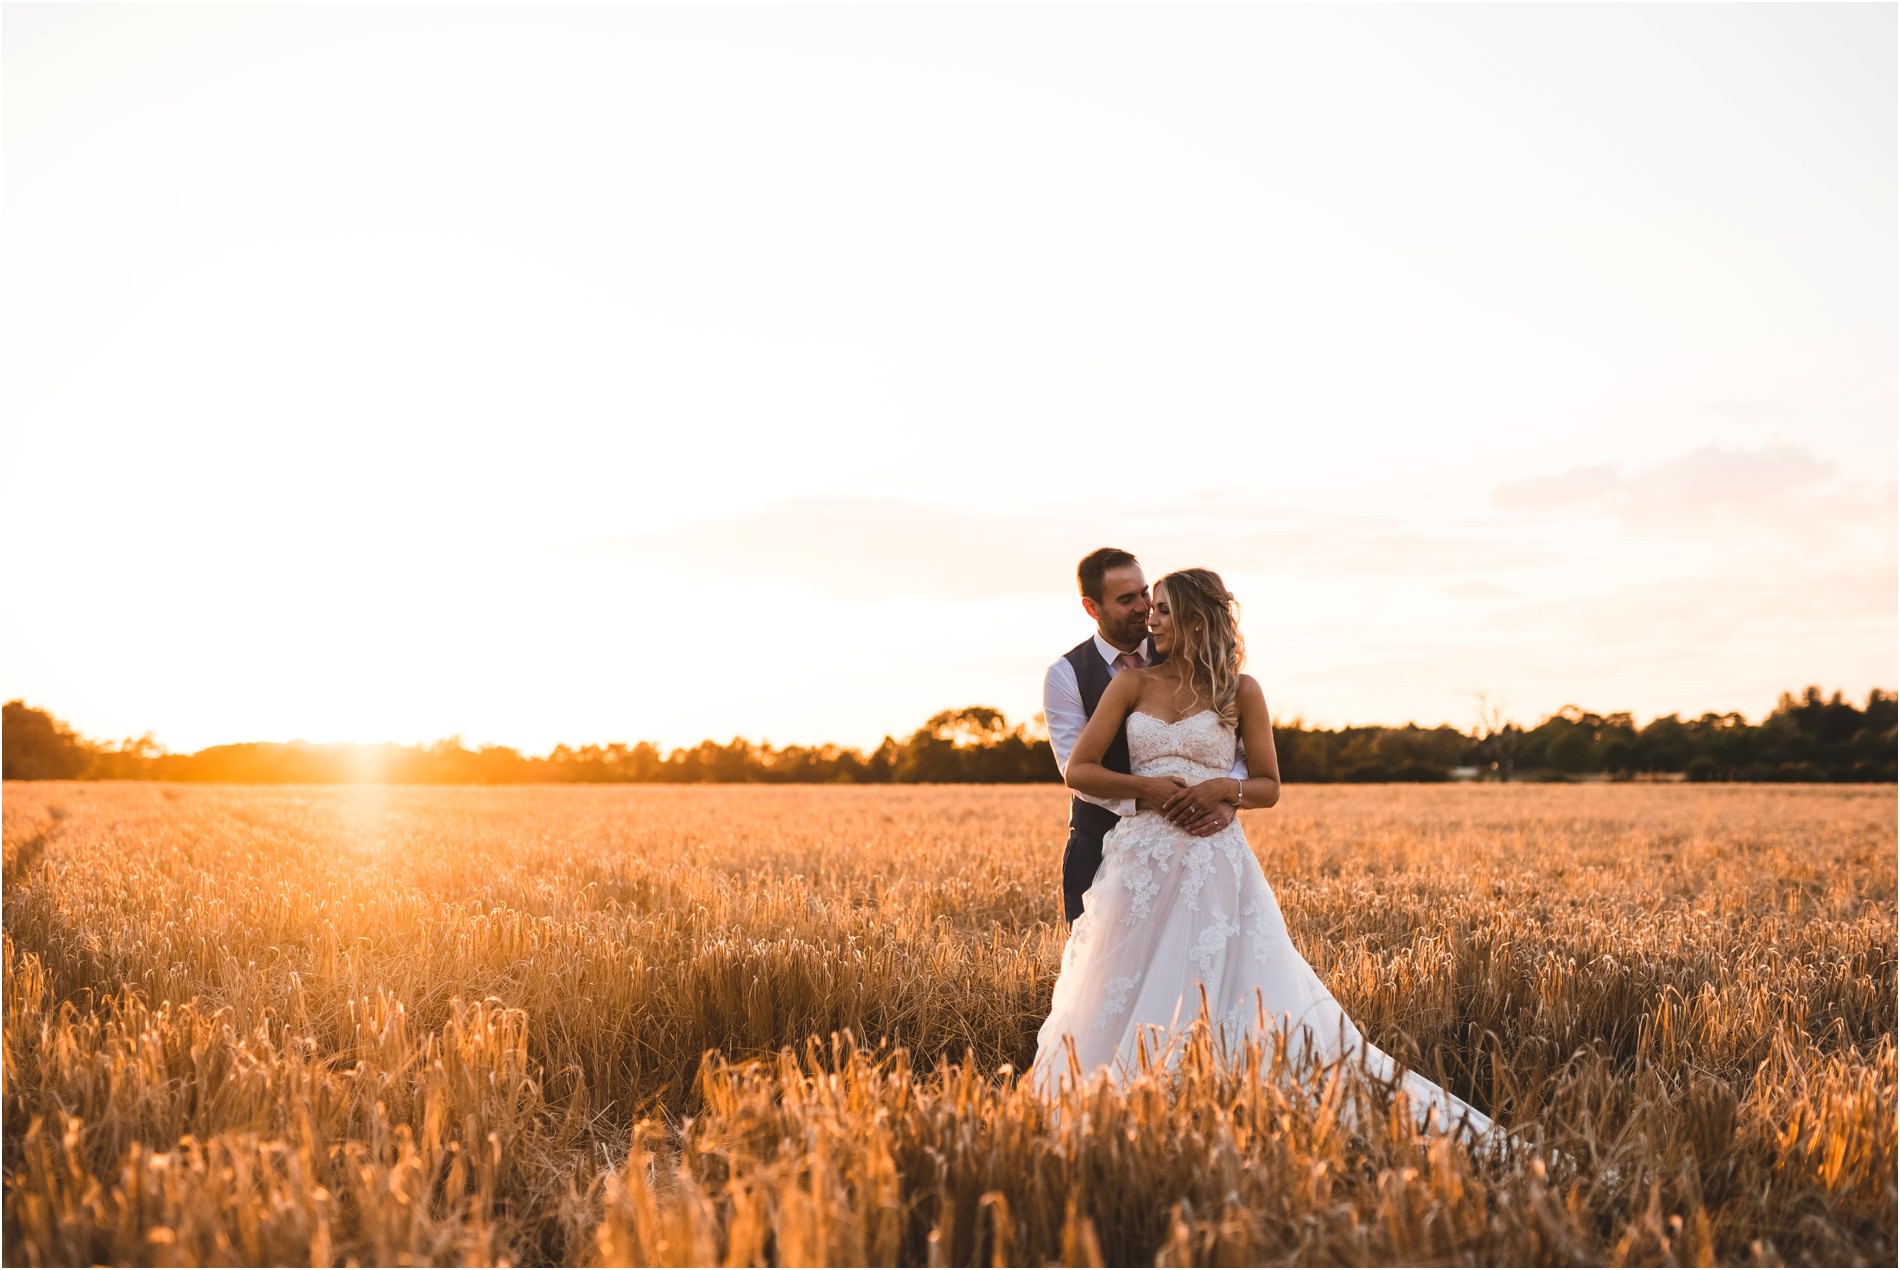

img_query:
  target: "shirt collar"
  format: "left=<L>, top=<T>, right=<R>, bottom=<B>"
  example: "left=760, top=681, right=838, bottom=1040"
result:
left=1093, top=632, right=1150, bottom=667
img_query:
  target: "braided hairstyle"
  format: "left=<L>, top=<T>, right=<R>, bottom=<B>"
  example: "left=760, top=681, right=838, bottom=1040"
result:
left=1156, top=568, right=1245, bottom=728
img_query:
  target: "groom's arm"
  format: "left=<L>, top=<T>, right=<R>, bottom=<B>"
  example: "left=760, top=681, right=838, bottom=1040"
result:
left=1042, top=659, right=1136, bottom=818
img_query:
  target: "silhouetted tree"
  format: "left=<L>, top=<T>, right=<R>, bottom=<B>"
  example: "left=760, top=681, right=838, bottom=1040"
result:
left=1634, top=714, right=1692, bottom=774
left=2, top=701, right=93, bottom=779
left=1469, top=695, right=1520, bottom=782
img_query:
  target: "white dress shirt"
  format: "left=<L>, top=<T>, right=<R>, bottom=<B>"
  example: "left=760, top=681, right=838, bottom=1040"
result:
left=1043, top=633, right=1250, bottom=818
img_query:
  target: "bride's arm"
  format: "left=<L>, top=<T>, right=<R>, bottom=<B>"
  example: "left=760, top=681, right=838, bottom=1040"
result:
left=1233, top=675, right=1282, bottom=808
left=1066, top=673, right=1189, bottom=806
left=1158, top=675, right=1282, bottom=818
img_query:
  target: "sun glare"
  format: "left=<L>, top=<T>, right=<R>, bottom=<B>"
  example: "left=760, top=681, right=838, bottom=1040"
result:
left=339, top=745, right=388, bottom=785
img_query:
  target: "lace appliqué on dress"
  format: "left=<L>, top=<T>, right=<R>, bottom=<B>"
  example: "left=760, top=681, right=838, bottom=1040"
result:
left=1241, top=894, right=1279, bottom=951
left=1118, top=856, right=1161, bottom=925
left=1188, top=912, right=1239, bottom=981
left=1179, top=838, right=1216, bottom=910
left=1093, top=973, right=1140, bottom=1033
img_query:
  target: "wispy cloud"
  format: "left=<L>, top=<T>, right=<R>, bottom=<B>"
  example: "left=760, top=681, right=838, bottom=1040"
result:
left=1489, top=442, right=1893, bottom=548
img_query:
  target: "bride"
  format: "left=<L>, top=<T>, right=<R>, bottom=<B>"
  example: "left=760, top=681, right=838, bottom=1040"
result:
left=1028, top=567, right=1497, bottom=1143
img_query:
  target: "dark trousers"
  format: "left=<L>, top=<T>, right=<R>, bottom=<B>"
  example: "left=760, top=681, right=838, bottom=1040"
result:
left=1061, top=800, right=1121, bottom=924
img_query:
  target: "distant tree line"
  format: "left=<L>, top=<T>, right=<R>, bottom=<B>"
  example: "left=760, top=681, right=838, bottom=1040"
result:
left=1272, top=687, right=1896, bottom=784
left=4, top=688, right=1893, bottom=785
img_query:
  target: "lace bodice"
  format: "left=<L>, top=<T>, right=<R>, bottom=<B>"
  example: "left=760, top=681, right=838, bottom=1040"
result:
left=1126, top=710, right=1237, bottom=783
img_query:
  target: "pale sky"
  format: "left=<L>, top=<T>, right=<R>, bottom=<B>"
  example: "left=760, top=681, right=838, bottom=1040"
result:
left=3, top=1, right=1894, bottom=756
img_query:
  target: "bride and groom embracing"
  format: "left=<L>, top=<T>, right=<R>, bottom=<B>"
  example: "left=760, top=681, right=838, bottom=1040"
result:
left=1029, top=547, right=1499, bottom=1144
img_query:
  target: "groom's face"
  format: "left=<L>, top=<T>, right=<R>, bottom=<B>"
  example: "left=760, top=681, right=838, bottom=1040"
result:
left=1085, top=564, right=1151, bottom=647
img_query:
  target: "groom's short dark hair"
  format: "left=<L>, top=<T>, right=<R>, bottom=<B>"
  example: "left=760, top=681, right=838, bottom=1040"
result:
left=1078, top=548, right=1138, bottom=603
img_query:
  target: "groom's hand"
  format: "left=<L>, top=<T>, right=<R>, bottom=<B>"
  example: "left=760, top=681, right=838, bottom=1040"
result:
left=1135, top=775, right=1190, bottom=812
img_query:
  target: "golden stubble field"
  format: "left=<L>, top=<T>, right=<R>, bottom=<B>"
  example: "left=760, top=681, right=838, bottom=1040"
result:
left=1, top=781, right=1893, bottom=1266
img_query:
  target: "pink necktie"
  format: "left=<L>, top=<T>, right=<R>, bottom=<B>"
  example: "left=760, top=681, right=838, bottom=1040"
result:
left=1114, top=652, right=1143, bottom=673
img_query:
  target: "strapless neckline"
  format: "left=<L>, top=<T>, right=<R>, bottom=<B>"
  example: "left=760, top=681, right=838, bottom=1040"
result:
left=1129, top=708, right=1219, bottom=728
left=1126, top=709, right=1235, bottom=783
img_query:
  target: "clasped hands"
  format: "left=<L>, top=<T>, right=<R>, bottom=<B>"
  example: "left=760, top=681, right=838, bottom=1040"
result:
left=1137, top=775, right=1236, bottom=838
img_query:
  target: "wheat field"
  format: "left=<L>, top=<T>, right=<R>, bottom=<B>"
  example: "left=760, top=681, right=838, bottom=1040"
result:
left=1, top=781, right=1893, bottom=1266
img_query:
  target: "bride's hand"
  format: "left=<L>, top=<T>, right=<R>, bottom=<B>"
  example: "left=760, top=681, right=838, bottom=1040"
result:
left=1161, top=778, right=1237, bottom=825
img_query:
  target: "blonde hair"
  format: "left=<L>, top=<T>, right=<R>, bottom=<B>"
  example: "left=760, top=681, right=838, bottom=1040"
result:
left=1157, top=568, right=1245, bottom=727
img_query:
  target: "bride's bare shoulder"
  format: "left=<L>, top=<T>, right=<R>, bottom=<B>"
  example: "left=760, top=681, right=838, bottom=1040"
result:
left=1105, top=666, right=1164, bottom=711
left=1236, top=674, right=1268, bottom=704
left=1127, top=665, right=1173, bottom=696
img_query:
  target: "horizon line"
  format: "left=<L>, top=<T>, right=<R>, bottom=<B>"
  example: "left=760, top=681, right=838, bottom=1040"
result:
left=8, top=684, right=1892, bottom=763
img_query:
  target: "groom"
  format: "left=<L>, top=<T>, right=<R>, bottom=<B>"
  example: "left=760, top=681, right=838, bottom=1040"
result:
left=1043, top=547, right=1245, bottom=923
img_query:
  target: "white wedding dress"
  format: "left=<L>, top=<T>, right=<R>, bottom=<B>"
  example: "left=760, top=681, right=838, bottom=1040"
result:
left=1030, top=709, right=1496, bottom=1142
